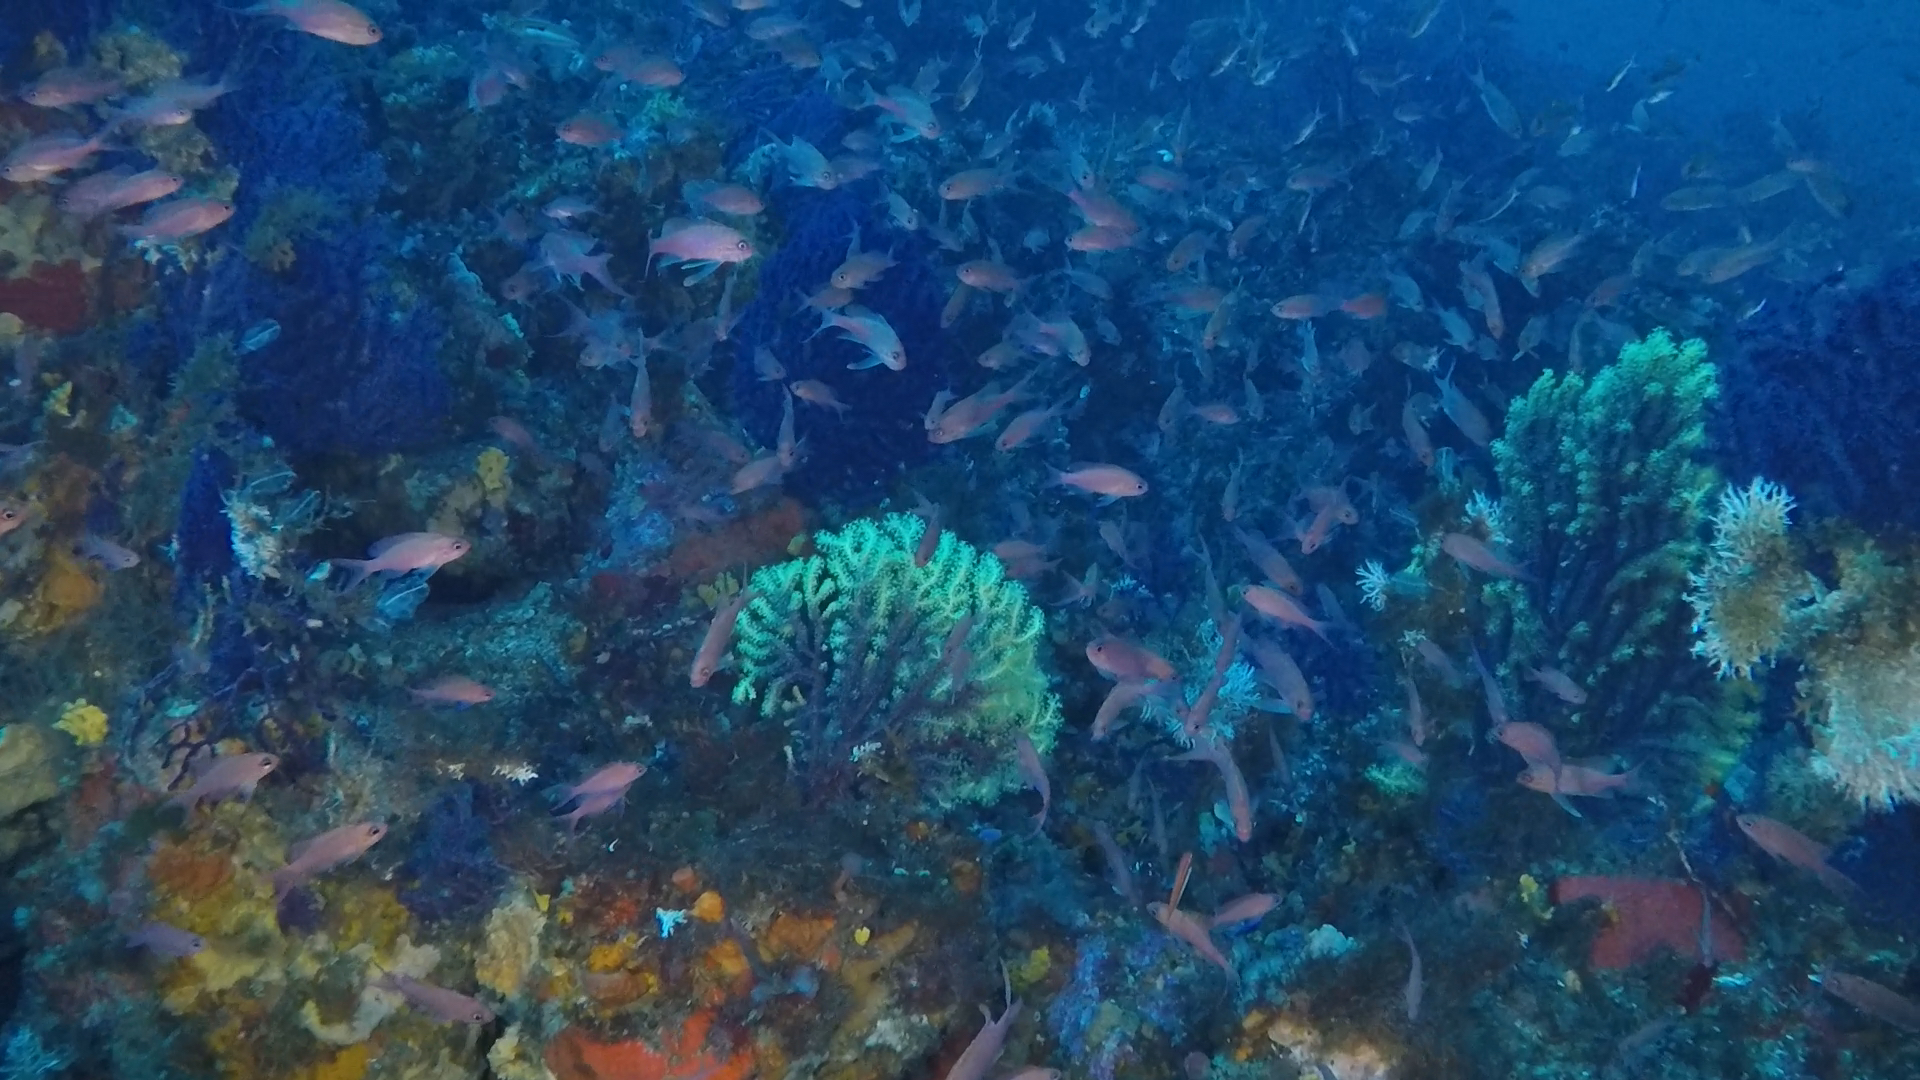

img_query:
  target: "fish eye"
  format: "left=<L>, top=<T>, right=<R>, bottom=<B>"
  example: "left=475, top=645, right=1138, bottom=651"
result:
left=367, top=24, right=382, bottom=38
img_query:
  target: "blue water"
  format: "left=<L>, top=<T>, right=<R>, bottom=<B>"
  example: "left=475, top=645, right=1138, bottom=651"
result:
left=2, top=1, right=1918, bottom=1078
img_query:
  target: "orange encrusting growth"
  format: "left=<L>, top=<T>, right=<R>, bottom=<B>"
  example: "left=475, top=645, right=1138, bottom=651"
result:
left=544, top=1010, right=755, bottom=1080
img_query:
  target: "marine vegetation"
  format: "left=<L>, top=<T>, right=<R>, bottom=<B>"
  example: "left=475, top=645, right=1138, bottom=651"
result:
left=730, top=512, right=1061, bottom=809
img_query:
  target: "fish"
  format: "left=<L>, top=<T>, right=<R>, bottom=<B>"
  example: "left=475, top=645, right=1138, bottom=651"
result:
left=646, top=219, right=756, bottom=282
left=330, top=533, right=470, bottom=589
left=1467, top=66, right=1523, bottom=139
left=1518, top=762, right=1640, bottom=799
left=1085, top=636, right=1175, bottom=682
left=1051, top=464, right=1147, bottom=498
left=1243, top=637, right=1313, bottom=721
left=1210, top=893, right=1278, bottom=929
left=552, top=763, right=647, bottom=805
left=126, top=920, right=208, bottom=958
left=691, top=590, right=756, bottom=686
left=1, top=131, right=113, bottom=183
left=1013, top=733, right=1049, bottom=833
left=19, top=67, right=124, bottom=108
left=1149, top=900, right=1235, bottom=972
left=240, top=0, right=383, bottom=45
left=1173, top=733, right=1253, bottom=842
left=1441, top=533, right=1525, bottom=579
left=373, top=973, right=496, bottom=1025
left=74, top=535, right=141, bottom=570
left=1400, top=923, right=1423, bottom=1022
left=816, top=306, right=907, bottom=370
left=59, top=168, right=184, bottom=218
left=1735, top=814, right=1860, bottom=897
left=1525, top=665, right=1588, bottom=704
left=0, top=501, right=26, bottom=537
left=941, top=965, right=1021, bottom=1080
left=1242, top=585, right=1331, bottom=643
left=409, top=675, right=495, bottom=706
left=119, top=197, right=235, bottom=243
left=164, top=752, right=280, bottom=814
left=1820, top=972, right=1920, bottom=1033
left=272, top=822, right=388, bottom=897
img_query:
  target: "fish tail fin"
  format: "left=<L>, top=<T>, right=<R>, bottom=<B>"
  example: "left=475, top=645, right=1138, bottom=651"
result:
left=330, top=558, right=374, bottom=590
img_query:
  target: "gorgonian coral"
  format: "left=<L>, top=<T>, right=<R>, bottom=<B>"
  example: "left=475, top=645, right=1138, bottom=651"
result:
left=730, top=513, right=1060, bottom=809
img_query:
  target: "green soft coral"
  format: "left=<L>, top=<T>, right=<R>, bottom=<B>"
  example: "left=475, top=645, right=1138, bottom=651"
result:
left=1484, top=329, right=1722, bottom=744
left=732, top=513, right=1060, bottom=809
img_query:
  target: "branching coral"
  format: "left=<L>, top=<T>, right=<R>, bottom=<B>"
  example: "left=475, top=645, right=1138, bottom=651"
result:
left=1690, top=480, right=1920, bottom=808
left=1483, top=329, right=1720, bottom=741
left=730, top=513, right=1061, bottom=808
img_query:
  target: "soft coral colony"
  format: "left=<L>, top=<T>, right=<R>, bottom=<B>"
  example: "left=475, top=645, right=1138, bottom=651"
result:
left=4, top=0, right=1920, bottom=1078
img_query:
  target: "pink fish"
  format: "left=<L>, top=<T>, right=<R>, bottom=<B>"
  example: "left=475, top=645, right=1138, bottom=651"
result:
left=118, top=197, right=234, bottom=243
left=332, top=532, right=470, bottom=589
left=815, top=306, right=906, bottom=371
left=1013, top=733, right=1049, bottom=834
left=690, top=590, right=755, bottom=686
left=1148, top=901, right=1234, bottom=973
left=1241, top=585, right=1331, bottom=643
left=373, top=973, right=495, bottom=1025
left=1493, top=721, right=1562, bottom=771
left=683, top=180, right=764, bottom=216
left=554, top=763, right=646, bottom=804
left=1441, top=533, right=1527, bottom=579
left=164, top=752, right=279, bottom=814
left=1085, top=636, right=1175, bottom=682
left=1233, top=527, right=1304, bottom=594
left=1091, top=680, right=1154, bottom=739
left=272, top=822, right=387, bottom=897
left=60, top=167, right=184, bottom=218
left=1173, top=734, right=1253, bottom=842
left=594, top=46, right=685, bottom=88
left=555, top=787, right=626, bottom=830
left=0, top=501, right=26, bottom=537
left=1051, top=464, right=1147, bottom=498
left=1518, top=762, right=1639, bottom=799
left=126, top=920, right=208, bottom=958
left=1243, top=637, right=1313, bottom=721
left=20, top=68, right=124, bottom=108
left=1525, top=665, right=1588, bottom=704
left=1735, top=814, right=1860, bottom=897
left=1, top=131, right=113, bottom=183
left=539, top=231, right=631, bottom=296
left=409, top=675, right=495, bottom=706
left=557, top=112, right=622, bottom=147
left=940, top=966, right=1020, bottom=1080
left=105, top=77, right=234, bottom=129
left=956, top=260, right=1024, bottom=294
left=1210, top=892, right=1279, bottom=929
left=646, top=219, right=757, bottom=279
left=241, top=0, right=384, bottom=45
left=74, top=534, right=141, bottom=569
left=1821, top=972, right=1920, bottom=1033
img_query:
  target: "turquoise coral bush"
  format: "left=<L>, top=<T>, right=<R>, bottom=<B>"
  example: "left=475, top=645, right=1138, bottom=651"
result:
left=1482, top=329, right=1721, bottom=740
left=730, top=513, right=1062, bottom=809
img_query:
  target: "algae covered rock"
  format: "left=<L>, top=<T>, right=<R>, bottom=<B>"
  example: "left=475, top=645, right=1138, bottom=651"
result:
left=0, top=723, right=61, bottom=864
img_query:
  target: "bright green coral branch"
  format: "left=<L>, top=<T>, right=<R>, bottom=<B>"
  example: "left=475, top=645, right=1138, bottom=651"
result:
left=731, top=513, right=1060, bottom=809
left=1484, top=329, right=1721, bottom=741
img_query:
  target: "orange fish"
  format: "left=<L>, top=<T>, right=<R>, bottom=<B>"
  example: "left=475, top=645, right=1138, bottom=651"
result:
left=691, top=590, right=755, bottom=686
left=1051, top=464, right=1147, bottom=498
left=410, top=675, right=495, bottom=706
left=1736, top=814, right=1860, bottom=896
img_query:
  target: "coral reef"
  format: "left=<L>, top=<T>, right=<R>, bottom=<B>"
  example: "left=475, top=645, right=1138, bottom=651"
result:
left=1690, top=477, right=1920, bottom=808
left=730, top=513, right=1061, bottom=808
left=1482, top=329, right=1722, bottom=743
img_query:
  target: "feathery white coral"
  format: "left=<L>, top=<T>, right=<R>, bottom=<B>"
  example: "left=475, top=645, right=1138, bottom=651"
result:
left=1810, top=645, right=1920, bottom=810
left=1687, top=478, right=1807, bottom=678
